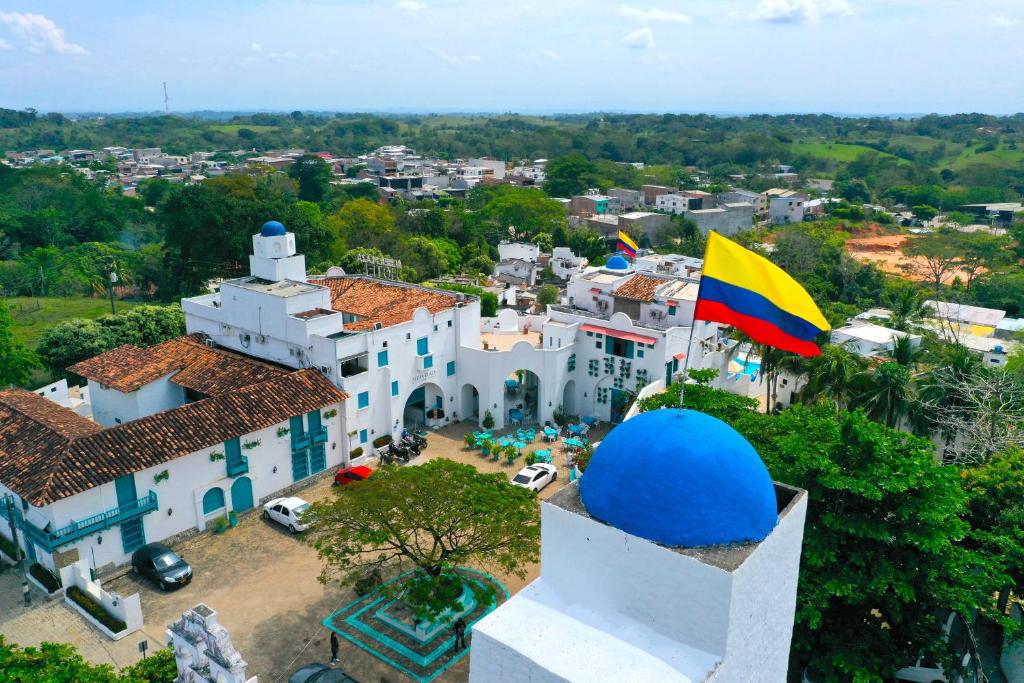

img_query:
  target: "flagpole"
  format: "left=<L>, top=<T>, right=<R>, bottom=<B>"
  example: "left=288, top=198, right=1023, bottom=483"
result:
left=679, top=232, right=713, bottom=409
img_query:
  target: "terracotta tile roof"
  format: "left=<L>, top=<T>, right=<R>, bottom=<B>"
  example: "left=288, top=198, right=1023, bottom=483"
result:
left=68, top=334, right=287, bottom=395
left=0, top=370, right=346, bottom=506
left=308, top=276, right=461, bottom=331
left=613, top=274, right=672, bottom=303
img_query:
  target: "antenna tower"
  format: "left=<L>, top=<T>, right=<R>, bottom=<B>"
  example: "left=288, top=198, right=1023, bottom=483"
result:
left=163, top=82, right=169, bottom=113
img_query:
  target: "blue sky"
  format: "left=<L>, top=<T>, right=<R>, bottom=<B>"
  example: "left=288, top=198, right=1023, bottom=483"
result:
left=0, top=0, right=1021, bottom=114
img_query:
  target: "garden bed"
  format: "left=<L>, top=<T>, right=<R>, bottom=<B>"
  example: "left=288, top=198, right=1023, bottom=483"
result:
left=65, top=585, right=129, bottom=639
left=29, top=563, right=62, bottom=594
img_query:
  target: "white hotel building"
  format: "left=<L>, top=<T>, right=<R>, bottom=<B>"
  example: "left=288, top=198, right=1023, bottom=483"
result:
left=0, top=220, right=718, bottom=575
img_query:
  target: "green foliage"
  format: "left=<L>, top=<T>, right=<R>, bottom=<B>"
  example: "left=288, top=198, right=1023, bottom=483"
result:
left=429, top=282, right=498, bottom=316
left=0, top=299, right=40, bottom=386
left=287, top=154, right=333, bottom=202
left=303, top=459, right=539, bottom=617
left=962, top=448, right=1024, bottom=589
left=350, top=447, right=363, bottom=458
left=542, top=154, right=601, bottom=197
left=536, top=285, right=559, bottom=307
left=470, top=185, right=569, bottom=237
left=685, top=367, right=719, bottom=386
left=118, top=648, right=177, bottom=683
left=29, top=563, right=61, bottom=593
left=66, top=585, right=127, bottom=634
left=482, top=409, right=495, bottom=429
left=0, top=531, right=22, bottom=560
left=0, top=635, right=175, bottom=682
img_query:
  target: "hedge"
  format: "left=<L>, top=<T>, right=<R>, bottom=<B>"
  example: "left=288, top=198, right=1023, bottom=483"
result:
left=372, top=434, right=392, bottom=448
left=66, top=585, right=127, bottom=634
left=350, top=447, right=363, bottom=458
left=29, top=563, right=61, bottom=593
left=0, top=533, right=21, bottom=561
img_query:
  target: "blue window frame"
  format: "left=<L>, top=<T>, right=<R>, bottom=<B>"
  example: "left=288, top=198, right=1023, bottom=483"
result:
left=423, top=355, right=433, bottom=369
left=357, top=391, right=369, bottom=409
left=446, top=361, right=456, bottom=376
left=391, top=380, right=399, bottom=397
left=416, top=337, right=429, bottom=355
left=202, top=487, right=225, bottom=514
left=377, top=350, right=389, bottom=367
left=359, top=429, right=368, bottom=444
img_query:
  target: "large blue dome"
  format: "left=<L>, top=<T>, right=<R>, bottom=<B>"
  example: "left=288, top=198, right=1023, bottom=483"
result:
left=260, top=220, right=286, bottom=237
left=579, top=409, right=777, bottom=547
left=605, top=254, right=630, bottom=270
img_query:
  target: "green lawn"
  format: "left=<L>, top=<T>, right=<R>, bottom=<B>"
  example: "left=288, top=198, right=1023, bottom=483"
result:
left=5, top=296, right=140, bottom=349
left=789, top=142, right=899, bottom=163
left=949, top=146, right=1024, bottom=171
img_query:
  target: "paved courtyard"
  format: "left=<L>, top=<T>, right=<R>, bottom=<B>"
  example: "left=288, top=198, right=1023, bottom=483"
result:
left=0, top=420, right=606, bottom=682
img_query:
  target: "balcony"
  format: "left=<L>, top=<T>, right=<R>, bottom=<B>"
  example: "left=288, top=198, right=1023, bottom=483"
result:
left=292, top=432, right=311, bottom=450
left=311, top=426, right=328, bottom=445
left=1, top=492, right=159, bottom=553
left=226, top=454, right=249, bottom=478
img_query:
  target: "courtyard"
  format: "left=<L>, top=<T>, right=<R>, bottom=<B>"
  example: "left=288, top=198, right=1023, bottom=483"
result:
left=0, top=420, right=606, bottom=682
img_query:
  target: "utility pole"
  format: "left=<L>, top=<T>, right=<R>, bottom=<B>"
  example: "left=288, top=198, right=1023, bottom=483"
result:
left=4, top=496, right=30, bottom=606
left=163, top=81, right=169, bottom=113
left=107, top=260, right=118, bottom=315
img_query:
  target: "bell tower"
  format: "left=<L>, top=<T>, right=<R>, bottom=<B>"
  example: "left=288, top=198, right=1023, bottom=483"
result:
left=249, top=220, right=307, bottom=282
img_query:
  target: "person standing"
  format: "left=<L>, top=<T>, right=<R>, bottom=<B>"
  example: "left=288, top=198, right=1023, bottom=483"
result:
left=330, top=631, right=340, bottom=665
left=453, top=617, right=467, bottom=651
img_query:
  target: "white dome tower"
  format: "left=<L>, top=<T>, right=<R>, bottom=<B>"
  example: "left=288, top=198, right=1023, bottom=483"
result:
left=250, top=220, right=307, bottom=282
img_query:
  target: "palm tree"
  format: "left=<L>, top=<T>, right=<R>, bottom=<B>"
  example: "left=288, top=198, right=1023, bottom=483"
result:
left=884, top=335, right=921, bottom=368
left=797, top=342, right=868, bottom=411
left=885, top=286, right=930, bottom=333
left=852, top=361, right=915, bottom=429
left=725, top=333, right=796, bottom=414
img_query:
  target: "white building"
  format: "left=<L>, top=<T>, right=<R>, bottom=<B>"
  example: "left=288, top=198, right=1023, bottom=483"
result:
left=470, top=409, right=808, bottom=682
left=549, top=247, right=587, bottom=281
left=831, top=322, right=921, bottom=357
left=685, top=203, right=754, bottom=236
left=769, top=194, right=808, bottom=225
left=467, top=157, right=506, bottom=180
left=0, top=340, right=345, bottom=574
left=656, top=192, right=691, bottom=214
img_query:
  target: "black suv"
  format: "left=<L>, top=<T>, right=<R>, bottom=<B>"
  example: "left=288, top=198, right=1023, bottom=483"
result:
left=130, top=542, right=193, bottom=590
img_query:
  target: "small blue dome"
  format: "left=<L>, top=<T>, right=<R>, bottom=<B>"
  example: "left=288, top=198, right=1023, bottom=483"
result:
left=605, top=254, right=630, bottom=270
left=580, top=409, right=777, bottom=547
left=260, top=220, right=286, bottom=237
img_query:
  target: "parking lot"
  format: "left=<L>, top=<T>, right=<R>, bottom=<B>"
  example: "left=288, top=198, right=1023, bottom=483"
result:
left=1, top=421, right=595, bottom=682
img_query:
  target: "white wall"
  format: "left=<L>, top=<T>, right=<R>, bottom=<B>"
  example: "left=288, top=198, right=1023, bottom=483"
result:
left=90, top=376, right=186, bottom=428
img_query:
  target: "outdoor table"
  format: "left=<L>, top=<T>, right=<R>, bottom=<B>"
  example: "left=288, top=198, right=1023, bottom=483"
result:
left=514, top=441, right=527, bottom=452
left=497, top=436, right=513, bottom=447
left=535, top=449, right=552, bottom=463
left=568, top=423, right=587, bottom=436
left=474, top=431, right=492, bottom=440
left=563, top=437, right=584, bottom=449
left=543, top=427, right=559, bottom=441
left=581, top=415, right=598, bottom=426
left=509, top=409, right=524, bottom=424
left=504, top=379, right=519, bottom=390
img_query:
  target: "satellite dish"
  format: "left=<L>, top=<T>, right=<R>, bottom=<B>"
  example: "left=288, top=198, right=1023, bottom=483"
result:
left=325, top=266, right=346, bottom=276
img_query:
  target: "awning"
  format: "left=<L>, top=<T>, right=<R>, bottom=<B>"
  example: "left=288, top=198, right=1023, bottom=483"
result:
left=589, top=287, right=602, bottom=294
left=580, top=323, right=657, bottom=345
left=673, top=352, right=686, bottom=360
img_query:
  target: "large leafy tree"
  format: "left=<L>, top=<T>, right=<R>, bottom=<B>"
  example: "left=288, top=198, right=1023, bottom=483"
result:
left=0, top=299, right=40, bottom=387
left=542, top=153, right=600, bottom=197
left=304, top=459, right=539, bottom=619
left=471, top=185, right=569, bottom=236
left=792, top=342, right=867, bottom=411
left=0, top=636, right=176, bottom=682
left=287, top=154, right=333, bottom=203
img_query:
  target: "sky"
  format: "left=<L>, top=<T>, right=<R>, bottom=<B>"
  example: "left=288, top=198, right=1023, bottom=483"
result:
left=0, top=0, right=1021, bottom=115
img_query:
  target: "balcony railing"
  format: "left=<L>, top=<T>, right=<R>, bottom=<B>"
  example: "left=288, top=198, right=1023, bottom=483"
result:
left=1, top=491, right=159, bottom=553
left=226, top=455, right=249, bottom=478
left=292, top=432, right=311, bottom=450
left=311, top=426, right=328, bottom=445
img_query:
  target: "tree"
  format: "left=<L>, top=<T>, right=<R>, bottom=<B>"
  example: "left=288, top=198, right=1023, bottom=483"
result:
left=957, top=232, right=1011, bottom=290
left=473, top=186, right=569, bottom=236
left=0, top=635, right=176, bottom=682
left=36, top=319, right=113, bottom=380
left=542, top=154, right=599, bottom=197
left=852, top=361, right=915, bottom=429
left=287, top=154, right=333, bottom=203
left=536, top=285, right=559, bottom=307
left=911, top=204, right=939, bottom=221
left=304, top=459, right=539, bottom=619
left=883, top=284, right=930, bottom=332
left=329, top=198, right=398, bottom=253
left=902, top=230, right=961, bottom=295
left=794, top=342, right=867, bottom=411
left=0, top=300, right=40, bottom=387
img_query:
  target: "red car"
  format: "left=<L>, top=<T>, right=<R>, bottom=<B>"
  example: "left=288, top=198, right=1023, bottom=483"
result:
left=334, top=465, right=374, bottom=486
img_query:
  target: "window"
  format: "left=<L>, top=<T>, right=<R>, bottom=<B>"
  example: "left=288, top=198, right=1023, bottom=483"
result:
left=637, top=350, right=644, bottom=358
left=423, top=355, right=433, bottom=369
left=377, top=350, right=389, bottom=367
left=447, top=320, right=452, bottom=327
left=416, top=337, right=429, bottom=355
left=202, top=487, right=225, bottom=515
left=668, top=305, right=677, bottom=316
left=357, top=391, right=369, bottom=409
left=391, top=380, right=399, bottom=397
left=359, top=429, right=368, bottom=444
left=446, top=361, right=456, bottom=376
left=596, top=341, right=602, bottom=349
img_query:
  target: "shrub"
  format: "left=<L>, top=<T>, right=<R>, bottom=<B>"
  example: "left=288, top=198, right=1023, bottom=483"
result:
left=505, top=445, right=518, bottom=464
left=29, top=563, right=61, bottom=593
left=350, top=447, right=363, bottom=458
left=66, top=585, right=127, bottom=634
left=464, top=433, right=476, bottom=448
left=482, top=410, right=495, bottom=429
left=212, top=516, right=229, bottom=534
left=525, top=452, right=537, bottom=466
left=372, top=434, right=393, bottom=448
left=0, top=533, right=21, bottom=561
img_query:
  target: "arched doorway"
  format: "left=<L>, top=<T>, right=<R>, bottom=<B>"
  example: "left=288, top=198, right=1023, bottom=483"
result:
left=202, top=487, right=225, bottom=515
left=460, top=383, right=480, bottom=423
left=503, top=369, right=540, bottom=426
left=562, top=380, right=576, bottom=417
left=403, top=382, right=445, bottom=432
left=230, top=477, right=254, bottom=512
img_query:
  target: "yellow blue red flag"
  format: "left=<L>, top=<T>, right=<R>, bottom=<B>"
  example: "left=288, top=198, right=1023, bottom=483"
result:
left=695, top=232, right=830, bottom=357
left=617, top=230, right=638, bottom=258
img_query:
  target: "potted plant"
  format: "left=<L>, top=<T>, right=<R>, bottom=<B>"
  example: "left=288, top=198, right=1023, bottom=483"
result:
left=482, top=410, right=495, bottom=430
left=525, top=452, right=537, bottom=466
left=505, top=445, right=518, bottom=465
left=212, top=516, right=230, bottom=534
left=481, top=439, right=494, bottom=457
left=464, top=432, right=476, bottom=449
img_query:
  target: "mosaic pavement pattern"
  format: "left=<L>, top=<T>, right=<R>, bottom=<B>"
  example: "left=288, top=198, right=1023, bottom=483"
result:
left=323, top=568, right=508, bottom=682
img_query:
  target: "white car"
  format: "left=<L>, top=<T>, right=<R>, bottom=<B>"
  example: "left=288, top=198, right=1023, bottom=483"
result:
left=262, top=496, right=312, bottom=533
left=511, top=463, right=558, bottom=493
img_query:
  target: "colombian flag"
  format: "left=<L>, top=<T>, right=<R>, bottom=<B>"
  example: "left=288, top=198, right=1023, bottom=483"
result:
left=695, top=232, right=830, bottom=357
left=617, top=230, right=638, bottom=258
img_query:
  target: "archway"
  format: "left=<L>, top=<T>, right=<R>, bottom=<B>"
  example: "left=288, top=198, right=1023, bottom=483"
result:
left=202, top=487, right=225, bottom=515
left=561, top=380, right=576, bottom=418
left=230, top=477, right=254, bottom=512
left=460, top=383, right=480, bottom=423
left=403, top=382, right=445, bottom=432
left=503, top=369, right=540, bottom=426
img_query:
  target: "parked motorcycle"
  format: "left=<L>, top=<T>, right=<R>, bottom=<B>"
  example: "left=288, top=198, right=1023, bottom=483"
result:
left=389, top=441, right=411, bottom=463
left=402, top=429, right=428, bottom=450
left=400, top=435, right=422, bottom=457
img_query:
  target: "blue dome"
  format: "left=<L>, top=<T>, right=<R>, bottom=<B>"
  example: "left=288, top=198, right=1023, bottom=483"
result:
left=605, top=254, right=630, bottom=270
left=579, top=409, right=777, bottom=547
left=260, top=220, right=286, bottom=237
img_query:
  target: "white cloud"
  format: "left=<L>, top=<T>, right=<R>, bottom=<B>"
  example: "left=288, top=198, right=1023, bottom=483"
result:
left=540, top=49, right=562, bottom=61
left=618, top=5, right=692, bottom=24
left=984, top=14, right=1019, bottom=28
left=0, top=11, right=87, bottom=55
left=427, top=46, right=482, bottom=66
left=250, top=42, right=262, bottom=52
left=0, top=38, right=11, bottom=51
left=269, top=51, right=297, bottom=61
left=394, top=0, right=427, bottom=11
left=622, top=27, right=655, bottom=49
left=751, top=0, right=852, bottom=24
